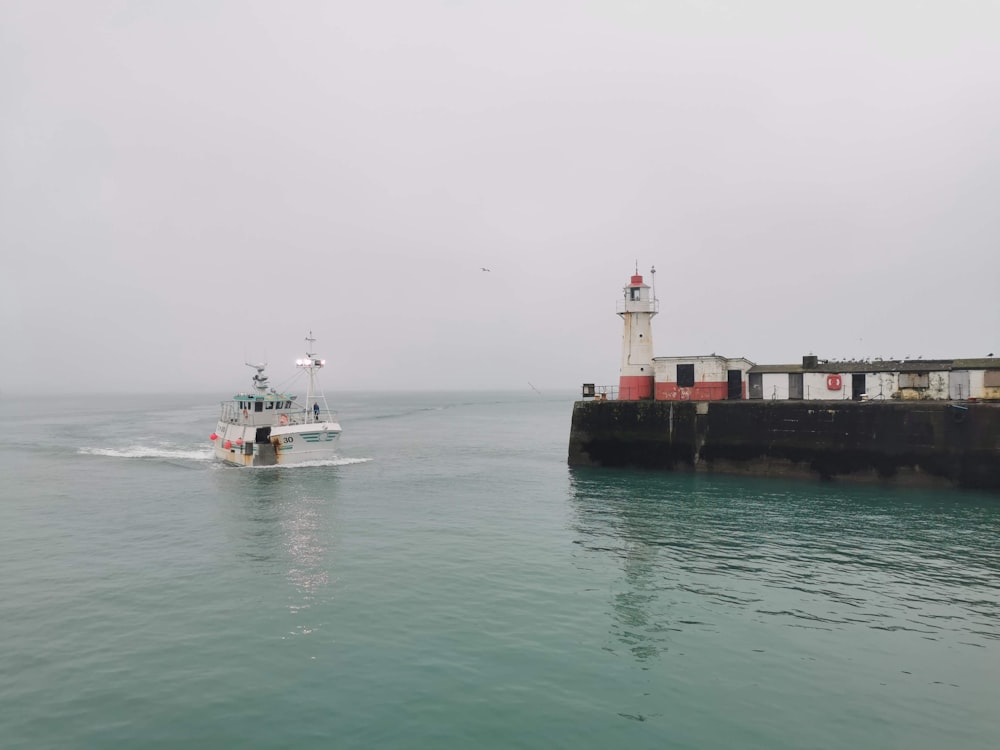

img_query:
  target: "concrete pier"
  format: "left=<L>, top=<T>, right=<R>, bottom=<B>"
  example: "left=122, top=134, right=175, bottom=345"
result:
left=568, top=399, right=1000, bottom=491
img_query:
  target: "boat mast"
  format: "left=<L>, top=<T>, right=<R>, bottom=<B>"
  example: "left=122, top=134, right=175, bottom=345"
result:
left=305, top=332, right=316, bottom=408
left=297, top=331, right=325, bottom=423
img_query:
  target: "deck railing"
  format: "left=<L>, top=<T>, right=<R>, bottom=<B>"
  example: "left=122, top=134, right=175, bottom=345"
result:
left=581, top=384, right=618, bottom=401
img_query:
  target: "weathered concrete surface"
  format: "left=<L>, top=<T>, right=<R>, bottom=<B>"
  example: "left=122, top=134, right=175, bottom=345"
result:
left=568, top=400, right=1000, bottom=491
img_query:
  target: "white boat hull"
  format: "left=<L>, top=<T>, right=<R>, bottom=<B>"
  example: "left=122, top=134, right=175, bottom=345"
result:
left=213, top=421, right=342, bottom=466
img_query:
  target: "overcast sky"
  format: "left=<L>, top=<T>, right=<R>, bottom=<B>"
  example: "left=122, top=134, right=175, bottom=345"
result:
left=2, top=0, right=998, bottom=394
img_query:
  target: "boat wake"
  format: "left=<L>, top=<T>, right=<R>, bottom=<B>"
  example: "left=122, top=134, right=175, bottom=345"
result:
left=78, top=445, right=215, bottom=462
left=246, top=457, right=373, bottom=470
left=78, top=446, right=370, bottom=469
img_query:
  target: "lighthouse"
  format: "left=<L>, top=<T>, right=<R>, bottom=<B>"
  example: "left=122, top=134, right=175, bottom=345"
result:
left=618, top=268, right=657, bottom=400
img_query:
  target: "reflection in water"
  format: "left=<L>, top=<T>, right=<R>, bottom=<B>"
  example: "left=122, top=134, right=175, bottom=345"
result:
left=569, top=468, right=1000, bottom=663
left=221, top=469, right=339, bottom=633
left=282, top=492, right=332, bottom=615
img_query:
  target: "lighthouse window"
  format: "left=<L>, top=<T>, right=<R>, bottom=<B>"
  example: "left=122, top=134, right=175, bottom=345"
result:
left=630, top=288, right=640, bottom=301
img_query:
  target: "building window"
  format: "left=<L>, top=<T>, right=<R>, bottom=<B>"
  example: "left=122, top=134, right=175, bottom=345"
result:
left=984, top=370, right=1000, bottom=388
left=677, top=364, right=695, bottom=388
left=899, top=373, right=929, bottom=388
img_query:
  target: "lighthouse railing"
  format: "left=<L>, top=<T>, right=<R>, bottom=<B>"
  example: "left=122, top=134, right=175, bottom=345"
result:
left=616, top=299, right=659, bottom=314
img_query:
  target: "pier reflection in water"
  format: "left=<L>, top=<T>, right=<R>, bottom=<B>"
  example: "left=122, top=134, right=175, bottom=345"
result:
left=568, top=468, right=1000, bottom=668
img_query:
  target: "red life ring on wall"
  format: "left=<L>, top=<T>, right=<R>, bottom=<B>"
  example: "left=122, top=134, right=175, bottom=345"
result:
left=827, top=374, right=842, bottom=390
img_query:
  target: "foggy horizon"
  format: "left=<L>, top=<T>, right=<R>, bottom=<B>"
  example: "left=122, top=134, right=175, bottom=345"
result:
left=3, top=1, right=998, bottom=396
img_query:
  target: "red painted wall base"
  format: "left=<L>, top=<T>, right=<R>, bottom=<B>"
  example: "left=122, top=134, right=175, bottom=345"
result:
left=619, top=375, right=654, bottom=400
left=655, top=381, right=746, bottom=401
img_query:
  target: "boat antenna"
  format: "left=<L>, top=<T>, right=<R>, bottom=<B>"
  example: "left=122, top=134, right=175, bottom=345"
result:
left=246, top=361, right=269, bottom=393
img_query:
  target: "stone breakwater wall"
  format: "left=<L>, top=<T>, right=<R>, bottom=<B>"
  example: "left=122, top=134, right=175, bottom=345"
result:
left=568, top=400, right=1000, bottom=491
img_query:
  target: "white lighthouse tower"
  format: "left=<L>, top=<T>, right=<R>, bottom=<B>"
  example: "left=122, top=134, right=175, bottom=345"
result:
left=618, top=267, right=657, bottom=400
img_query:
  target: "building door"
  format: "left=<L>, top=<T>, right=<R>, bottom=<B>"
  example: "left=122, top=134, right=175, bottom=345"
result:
left=852, top=373, right=866, bottom=400
left=748, top=373, right=762, bottom=399
left=949, top=370, right=970, bottom=400
left=727, top=370, right=742, bottom=399
left=789, top=373, right=803, bottom=400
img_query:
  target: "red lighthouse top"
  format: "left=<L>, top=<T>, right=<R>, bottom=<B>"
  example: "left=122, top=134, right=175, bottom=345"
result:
left=630, top=275, right=644, bottom=285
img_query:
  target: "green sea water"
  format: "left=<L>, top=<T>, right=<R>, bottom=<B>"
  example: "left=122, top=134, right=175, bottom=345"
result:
left=1, top=392, right=998, bottom=749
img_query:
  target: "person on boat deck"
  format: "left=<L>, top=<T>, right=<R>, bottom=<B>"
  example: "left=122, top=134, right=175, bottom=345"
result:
left=313, top=402, right=320, bottom=421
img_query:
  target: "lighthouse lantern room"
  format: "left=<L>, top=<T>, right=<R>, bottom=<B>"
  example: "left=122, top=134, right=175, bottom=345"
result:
left=618, top=267, right=658, bottom=400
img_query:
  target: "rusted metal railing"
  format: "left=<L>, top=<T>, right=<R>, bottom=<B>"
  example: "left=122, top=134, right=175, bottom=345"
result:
left=581, top=384, right=618, bottom=401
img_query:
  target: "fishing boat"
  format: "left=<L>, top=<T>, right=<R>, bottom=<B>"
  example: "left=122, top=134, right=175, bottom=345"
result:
left=210, top=334, right=341, bottom=466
